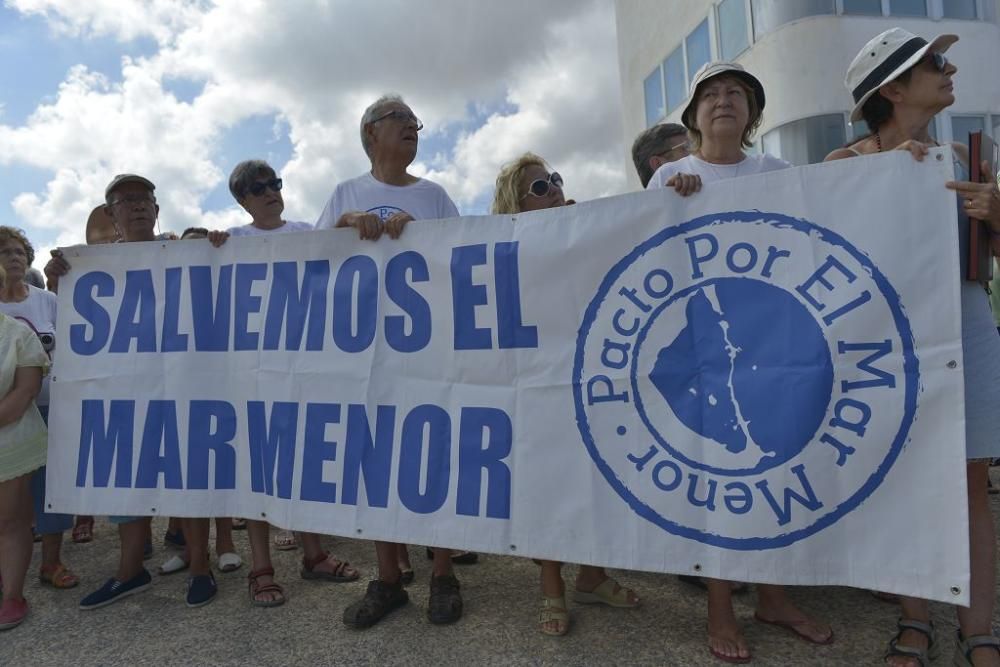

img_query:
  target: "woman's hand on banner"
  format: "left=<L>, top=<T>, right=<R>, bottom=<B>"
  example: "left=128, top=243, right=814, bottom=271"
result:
left=947, top=162, right=1000, bottom=230
left=665, top=172, right=702, bottom=197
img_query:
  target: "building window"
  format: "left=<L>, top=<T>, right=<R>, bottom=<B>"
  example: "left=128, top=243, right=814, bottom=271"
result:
left=888, top=0, right=927, bottom=16
left=942, top=0, right=977, bottom=19
left=761, top=114, right=847, bottom=165
left=644, top=67, right=665, bottom=127
left=751, top=0, right=835, bottom=40
left=664, top=47, right=687, bottom=114
left=952, top=115, right=986, bottom=144
left=686, top=19, right=712, bottom=82
left=718, top=0, right=750, bottom=60
left=841, top=0, right=882, bottom=14
left=993, top=115, right=1000, bottom=140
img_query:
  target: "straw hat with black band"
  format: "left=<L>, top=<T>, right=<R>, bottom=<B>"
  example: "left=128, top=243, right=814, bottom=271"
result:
left=846, top=27, right=957, bottom=123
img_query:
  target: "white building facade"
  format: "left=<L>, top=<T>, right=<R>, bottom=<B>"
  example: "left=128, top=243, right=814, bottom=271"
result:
left=615, top=0, right=1000, bottom=188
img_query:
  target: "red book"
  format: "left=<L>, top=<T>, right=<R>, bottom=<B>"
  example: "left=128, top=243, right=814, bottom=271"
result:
left=967, top=131, right=998, bottom=282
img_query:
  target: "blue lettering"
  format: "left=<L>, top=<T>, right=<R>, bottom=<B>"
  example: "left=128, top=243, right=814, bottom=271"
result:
left=190, top=265, right=233, bottom=352
left=341, top=405, right=395, bottom=508
left=77, top=400, right=134, bottom=488
left=262, top=261, right=330, bottom=351
left=135, top=401, right=183, bottom=489
left=685, top=233, right=718, bottom=279
left=398, top=405, right=451, bottom=514
left=187, top=400, right=237, bottom=490
left=456, top=407, right=512, bottom=519
left=385, top=251, right=431, bottom=353
left=838, top=340, right=896, bottom=391
left=494, top=242, right=537, bottom=349
left=332, top=256, right=378, bottom=353
left=161, top=267, right=188, bottom=352
left=109, top=270, right=156, bottom=353
left=300, top=403, right=340, bottom=503
left=755, top=464, right=823, bottom=526
left=451, top=244, right=491, bottom=350
left=233, top=263, right=267, bottom=350
left=70, top=272, right=113, bottom=355
left=247, top=401, right=298, bottom=499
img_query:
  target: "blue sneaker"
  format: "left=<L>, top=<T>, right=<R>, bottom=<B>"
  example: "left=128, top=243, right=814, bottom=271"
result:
left=186, top=573, right=217, bottom=608
left=79, top=570, right=152, bottom=610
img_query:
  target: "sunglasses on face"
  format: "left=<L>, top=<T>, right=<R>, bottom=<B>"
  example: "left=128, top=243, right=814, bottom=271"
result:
left=923, top=52, right=950, bottom=73
left=248, top=178, right=283, bottom=196
left=521, top=172, right=564, bottom=199
left=371, top=110, right=424, bottom=131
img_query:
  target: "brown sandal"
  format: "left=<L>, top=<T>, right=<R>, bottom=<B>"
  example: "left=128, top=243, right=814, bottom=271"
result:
left=39, top=563, right=80, bottom=589
left=72, top=519, right=94, bottom=544
left=300, top=551, right=359, bottom=582
left=247, top=566, right=285, bottom=608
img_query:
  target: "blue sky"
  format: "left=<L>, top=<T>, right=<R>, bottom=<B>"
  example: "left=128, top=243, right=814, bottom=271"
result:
left=0, top=0, right=625, bottom=264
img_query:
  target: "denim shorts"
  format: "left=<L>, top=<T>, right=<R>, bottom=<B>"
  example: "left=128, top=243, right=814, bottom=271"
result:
left=32, top=406, right=73, bottom=535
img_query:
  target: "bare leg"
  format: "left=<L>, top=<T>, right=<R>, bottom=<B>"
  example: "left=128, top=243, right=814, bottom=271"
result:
left=0, top=474, right=33, bottom=602
left=431, top=548, right=454, bottom=578
left=886, top=596, right=930, bottom=667
left=707, top=579, right=750, bottom=662
left=396, top=544, right=411, bottom=571
left=958, top=462, right=1000, bottom=667
left=575, top=564, right=640, bottom=605
left=246, top=520, right=280, bottom=603
left=40, top=532, right=63, bottom=569
left=214, top=518, right=235, bottom=555
left=376, top=541, right=401, bottom=583
left=115, top=518, right=149, bottom=582
left=184, top=518, right=211, bottom=576
left=755, top=584, right=832, bottom=642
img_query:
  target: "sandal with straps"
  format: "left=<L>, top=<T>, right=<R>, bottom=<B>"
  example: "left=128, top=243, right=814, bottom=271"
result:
left=539, top=594, right=569, bottom=636
left=39, top=564, right=80, bottom=589
left=300, top=551, right=360, bottom=583
left=247, top=566, right=285, bottom=608
left=884, top=618, right=939, bottom=666
left=954, top=631, right=1000, bottom=667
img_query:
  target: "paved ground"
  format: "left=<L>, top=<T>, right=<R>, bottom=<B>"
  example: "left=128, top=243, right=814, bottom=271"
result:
left=4, top=493, right=1000, bottom=667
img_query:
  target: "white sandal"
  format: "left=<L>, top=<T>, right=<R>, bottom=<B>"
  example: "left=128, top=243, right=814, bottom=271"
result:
left=158, top=555, right=189, bottom=576
left=218, top=552, right=243, bottom=573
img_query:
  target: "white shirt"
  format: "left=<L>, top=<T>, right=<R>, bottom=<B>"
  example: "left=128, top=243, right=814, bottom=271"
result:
left=226, top=220, right=314, bottom=237
left=315, top=172, right=460, bottom=230
left=646, top=153, right=791, bottom=189
left=0, top=285, right=57, bottom=406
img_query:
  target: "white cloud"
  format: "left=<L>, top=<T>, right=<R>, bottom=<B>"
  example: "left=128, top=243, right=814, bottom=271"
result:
left=1, top=0, right=627, bottom=256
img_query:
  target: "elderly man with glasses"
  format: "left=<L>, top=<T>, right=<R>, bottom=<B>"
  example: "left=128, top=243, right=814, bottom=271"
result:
left=631, top=122, right=689, bottom=189
left=316, top=94, right=469, bottom=630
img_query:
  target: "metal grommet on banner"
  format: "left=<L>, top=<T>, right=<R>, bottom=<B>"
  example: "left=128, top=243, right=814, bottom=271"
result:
left=951, top=586, right=962, bottom=596
left=356, top=528, right=363, bottom=534
left=260, top=512, right=266, bottom=518
left=510, top=545, right=517, bottom=551
left=947, top=360, right=958, bottom=369
left=150, top=508, right=156, bottom=513
left=935, top=153, right=944, bottom=161
left=693, top=564, right=702, bottom=572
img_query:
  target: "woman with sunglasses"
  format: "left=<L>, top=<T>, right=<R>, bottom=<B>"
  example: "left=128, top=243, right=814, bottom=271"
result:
left=827, top=29, right=1000, bottom=667
left=648, top=62, right=833, bottom=664
left=222, top=160, right=359, bottom=608
left=491, top=153, right=638, bottom=637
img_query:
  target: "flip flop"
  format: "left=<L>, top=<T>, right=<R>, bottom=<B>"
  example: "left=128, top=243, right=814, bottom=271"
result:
left=158, top=555, right=190, bottom=576
left=753, top=612, right=834, bottom=645
left=273, top=530, right=297, bottom=551
left=218, top=552, right=243, bottom=573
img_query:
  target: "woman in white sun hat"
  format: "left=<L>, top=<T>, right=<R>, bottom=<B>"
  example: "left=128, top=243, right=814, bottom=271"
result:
left=827, top=28, right=1000, bottom=667
left=650, top=61, right=835, bottom=664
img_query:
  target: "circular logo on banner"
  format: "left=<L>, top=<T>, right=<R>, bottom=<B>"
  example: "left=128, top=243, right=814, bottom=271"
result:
left=572, top=212, right=918, bottom=550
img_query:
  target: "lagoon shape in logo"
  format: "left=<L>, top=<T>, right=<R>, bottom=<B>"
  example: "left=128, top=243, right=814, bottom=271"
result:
left=648, top=278, right=834, bottom=473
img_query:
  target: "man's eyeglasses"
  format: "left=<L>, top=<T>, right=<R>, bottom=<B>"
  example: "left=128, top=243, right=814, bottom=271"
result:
left=248, top=178, right=283, bottom=197
left=520, top=172, right=563, bottom=199
left=109, top=194, right=156, bottom=207
left=371, top=110, right=424, bottom=131
left=923, top=52, right=949, bottom=73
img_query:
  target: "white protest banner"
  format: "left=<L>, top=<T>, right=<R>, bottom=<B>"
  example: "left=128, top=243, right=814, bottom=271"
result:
left=48, top=148, right=968, bottom=603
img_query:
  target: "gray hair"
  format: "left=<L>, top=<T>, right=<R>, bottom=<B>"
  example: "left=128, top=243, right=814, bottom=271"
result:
left=228, top=159, right=277, bottom=201
left=631, top=123, right=687, bottom=188
left=360, top=94, right=407, bottom=157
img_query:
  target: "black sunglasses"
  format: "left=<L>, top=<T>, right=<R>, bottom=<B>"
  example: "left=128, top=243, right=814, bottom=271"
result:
left=923, top=52, right=949, bottom=73
left=248, top=178, right=283, bottom=196
left=520, top=172, right=564, bottom=199
left=371, top=110, right=424, bottom=131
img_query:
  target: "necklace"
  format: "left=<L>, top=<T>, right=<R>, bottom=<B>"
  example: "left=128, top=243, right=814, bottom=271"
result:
left=699, top=153, right=745, bottom=181
left=874, top=132, right=882, bottom=153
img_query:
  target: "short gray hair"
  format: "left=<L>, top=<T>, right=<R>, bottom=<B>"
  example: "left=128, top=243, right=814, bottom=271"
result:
left=229, top=159, right=277, bottom=201
left=360, top=94, right=406, bottom=157
left=631, top=123, right=687, bottom=187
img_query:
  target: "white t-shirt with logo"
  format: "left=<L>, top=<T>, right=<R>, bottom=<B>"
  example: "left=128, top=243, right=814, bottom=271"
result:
left=0, top=285, right=57, bottom=406
left=314, top=172, right=460, bottom=230
left=226, top=220, right=314, bottom=237
left=646, top=153, right=791, bottom=189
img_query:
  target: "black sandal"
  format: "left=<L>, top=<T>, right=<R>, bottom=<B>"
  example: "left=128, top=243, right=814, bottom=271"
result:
left=954, top=631, right=1000, bottom=666
left=342, top=580, right=409, bottom=629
